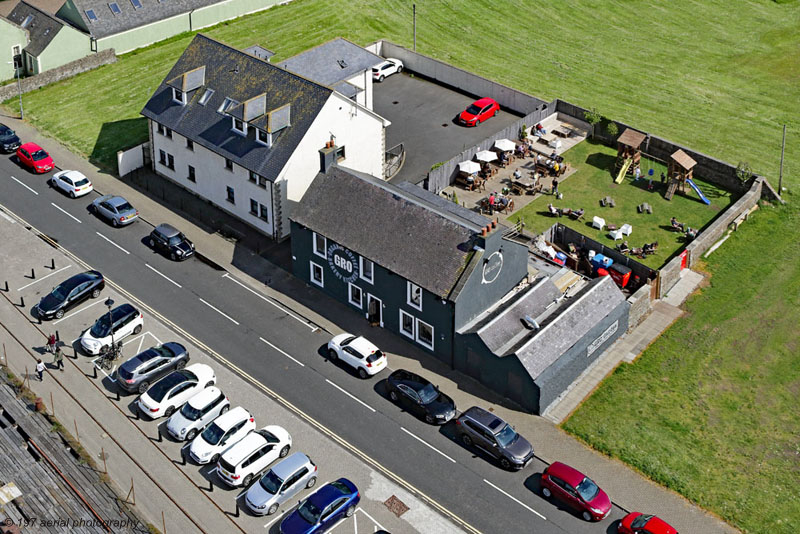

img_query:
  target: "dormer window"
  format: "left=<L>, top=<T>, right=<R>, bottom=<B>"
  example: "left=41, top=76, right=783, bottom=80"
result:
left=232, top=117, right=247, bottom=135
left=256, top=129, right=271, bottom=147
left=172, top=87, right=185, bottom=105
left=218, top=97, right=239, bottom=114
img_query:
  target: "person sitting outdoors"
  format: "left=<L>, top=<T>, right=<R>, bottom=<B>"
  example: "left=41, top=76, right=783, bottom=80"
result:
left=570, top=208, right=584, bottom=219
left=685, top=227, right=698, bottom=240
left=550, top=150, right=558, bottom=159
left=547, top=203, right=561, bottom=217
left=535, top=123, right=546, bottom=137
left=617, top=241, right=630, bottom=254
left=513, top=168, right=522, bottom=180
left=670, top=217, right=685, bottom=231
left=499, top=152, right=509, bottom=166
left=515, top=144, right=526, bottom=158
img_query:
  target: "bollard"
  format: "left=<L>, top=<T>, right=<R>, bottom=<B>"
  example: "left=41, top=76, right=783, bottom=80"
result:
left=30, top=268, right=35, bottom=279
left=2, top=280, right=7, bottom=292
left=56, top=331, right=60, bottom=342
left=49, top=259, right=55, bottom=270
left=19, top=296, right=24, bottom=308
left=162, top=511, right=166, bottom=534
left=50, top=392, right=54, bottom=417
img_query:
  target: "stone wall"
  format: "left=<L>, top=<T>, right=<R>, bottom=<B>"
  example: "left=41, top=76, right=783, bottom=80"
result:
left=627, top=283, right=652, bottom=331
left=0, top=49, right=116, bottom=103
left=658, top=254, right=684, bottom=299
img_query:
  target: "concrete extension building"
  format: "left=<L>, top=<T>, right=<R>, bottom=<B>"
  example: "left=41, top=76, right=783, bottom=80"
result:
left=0, top=16, right=27, bottom=81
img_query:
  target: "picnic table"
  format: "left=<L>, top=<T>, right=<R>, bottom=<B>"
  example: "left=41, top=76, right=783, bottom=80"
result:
left=511, top=175, right=541, bottom=195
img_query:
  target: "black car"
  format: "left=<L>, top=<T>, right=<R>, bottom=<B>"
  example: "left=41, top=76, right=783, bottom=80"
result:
left=386, top=369, right=457, bottom=424
left=117, top=343, right=190, bottom=394
left=0, top=124, right=21, bottom=153
left=34, top=270, right=104, bottom=320
left=148, top=223, right=194, bottom=261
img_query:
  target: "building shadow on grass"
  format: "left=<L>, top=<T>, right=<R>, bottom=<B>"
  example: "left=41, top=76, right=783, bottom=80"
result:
left=90, top=118, right=149, bottom=172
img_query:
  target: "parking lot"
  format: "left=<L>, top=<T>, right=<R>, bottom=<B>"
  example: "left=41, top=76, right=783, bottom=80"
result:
left=374, top=72, right=523, bottom=185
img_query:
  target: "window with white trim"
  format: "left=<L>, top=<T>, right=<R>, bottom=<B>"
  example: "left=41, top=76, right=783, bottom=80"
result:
left=187, top=165, right=195, bottom=182
left=186, top=138, right=193, bottom=151
left=348, top=283, right=362, bottom=308
left=259, top=203, right=269, bottom=222
left=360, top=257, right=374, bottom=284
left=156, top=123, right=164, bottom=135
left=232, top=117, right=247, bottom=135
left=416, top=319, right=434, bottom=350
left=310, top=262, right=323, bottom=287
left=172, top=87, right=185, bottom=105
left=407, top=282, right=422, bottom=311
left=399, top=310, right=414, bottom=339
left=256, top=129, right=270, bottom=146
left=226, top=186, right=235, bottom=204
left=250, top=198, right=258, bottom=215
left=313, top=232, right=326, bottom=258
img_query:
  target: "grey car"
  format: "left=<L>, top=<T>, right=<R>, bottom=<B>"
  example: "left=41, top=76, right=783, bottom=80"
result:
left=91, top=194, right=139, bottom=227
left=456, top=406, right=534, bottom=470
left=244, top=452, right=317, bottom=516
left=116, top=342, right=189, bottom=394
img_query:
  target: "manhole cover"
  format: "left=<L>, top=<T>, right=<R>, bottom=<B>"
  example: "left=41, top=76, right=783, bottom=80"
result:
left=392, top=101, right=399, bottom=105
left=384, top=495, right=409, bottom=517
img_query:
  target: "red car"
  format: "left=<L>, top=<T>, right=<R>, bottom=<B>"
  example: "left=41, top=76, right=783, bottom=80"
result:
left=458, top=97, right=499, bottom=126
left=540, top=461, right=612, bottom=521
left=618, top=512, right=678, bottom=534
left=16, top=142, right=54, bottom=173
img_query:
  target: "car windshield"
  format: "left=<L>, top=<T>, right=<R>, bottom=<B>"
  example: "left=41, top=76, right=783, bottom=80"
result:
left=341, top=335, right=357, bottom=347
left=153, top=346, right=172, bottom=359
left=576, top=477, right=599, bottom=502
left=50, top=284, right=69, bottom=301
left=148, top=371, right=192, bottom=402
left=466, top=104, right=482, bottom=115
left=90, top=315, right=112, bottom=338
left=180, top=400, right=204, bottom=421
left=74, top=178, right=90, bottom=187
left=167, top=234, right=184, bottom=246
left=116, top=202, right=134, bottom=212
left=494, top=424, right=517, bottom=448
left=631, top=514, right=654, bottom=528
left=297, top=499, right=322, bottom=524
left=0, top=128, right=15, bottom=140
left=31, top=150, right=49, bottom=161
left=200, top=422, right=224, bottom=445
left=258, top=470, right=282, bottom=495
left=329, top=480, right=349, bottom=494
left=418, top=383, right=439, bottom=404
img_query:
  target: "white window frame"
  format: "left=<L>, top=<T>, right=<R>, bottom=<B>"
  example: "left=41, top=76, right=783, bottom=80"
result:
left=310, top=261, right=324, bottom=287
left=359, top=257, right=374, bottom=284
left=172, top=87, right=186, bottom=105
left=407, top=282, right=422, bottom=311
left=313, top=232, right=326, bottom=259
left=399, top=310, right=415, bottom=340
left=415, top=318, right=434, bottom=350
left=231, top=116, right=247, bottom=136
left=348, top=283, right=362, bottom=308
left=256, top=129, right=271, bottom=147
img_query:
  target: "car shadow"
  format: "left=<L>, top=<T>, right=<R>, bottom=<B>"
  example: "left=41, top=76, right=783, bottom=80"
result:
left=436, top=420, right=499, bottom=466
left=317, top=344, right=362, bottom=379
left=605, top=520, right=622, bottom=533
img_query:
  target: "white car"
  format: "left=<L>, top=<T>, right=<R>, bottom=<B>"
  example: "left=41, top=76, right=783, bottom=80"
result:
left=137, top=363, right=216, bottom=419
left=327, top=333, right=387, bottom=378
left=217, top=426, right=292, bottom=487
left=189, top=406, right=255, bottom=465
left=166, top=386, right=229, bottom=441
left=80, top=303, right=143, bottom=355
left=50, top=170, right=93, bottom=198
left=372, top=58, right=403, bottom=82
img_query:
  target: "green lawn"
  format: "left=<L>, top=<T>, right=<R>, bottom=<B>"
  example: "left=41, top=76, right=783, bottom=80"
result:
left=509, top=140, right=735, bottom=267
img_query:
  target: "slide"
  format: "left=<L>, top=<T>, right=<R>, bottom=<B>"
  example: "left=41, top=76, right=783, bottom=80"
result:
left=615, top=158, right=632, bottom=184
left=686, top=178, right=711, bottom=205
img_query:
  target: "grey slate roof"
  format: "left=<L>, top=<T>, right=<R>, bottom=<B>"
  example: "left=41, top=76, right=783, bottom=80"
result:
left=141, top=34, right=332, bottom=181
left=291, top=166, right=491, bottom=297
left=8, top=1, right=62, bottom=57
left=281, top=38, right=384, bottom=87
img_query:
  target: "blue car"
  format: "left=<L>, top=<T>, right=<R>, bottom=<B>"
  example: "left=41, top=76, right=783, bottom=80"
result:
left=280, top=478, right=360, bottom=534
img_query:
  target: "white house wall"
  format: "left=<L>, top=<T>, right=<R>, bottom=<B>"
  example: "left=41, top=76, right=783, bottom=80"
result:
left=345, top=70, right=372, bottom=110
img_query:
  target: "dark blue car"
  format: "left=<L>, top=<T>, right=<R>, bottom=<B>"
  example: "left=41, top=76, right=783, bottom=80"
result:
left=280, top=478, right=360, bottom=534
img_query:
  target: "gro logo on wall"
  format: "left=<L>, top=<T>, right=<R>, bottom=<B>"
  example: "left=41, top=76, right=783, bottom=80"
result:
left=327, top=243, right=359, bottom=284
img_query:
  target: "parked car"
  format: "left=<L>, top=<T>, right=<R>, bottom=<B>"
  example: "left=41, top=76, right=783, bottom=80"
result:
left=217, top=426, right=292, bottom=487
left=279, top=478, right=360, bottom=534
left=80, top=303, right=143, bottom=355
left=458, top=97, right=500, bottom=127
left=50, top=170, right=93, bottom=198
left=33, top=270, right=104, bottom=320
left=90, top=194, right=139, bottom=227
left=0, top=123, right=21, bottom=153
left=245, top=452, right=318, bottom=516
left=372, top=58, right=403, bottom=82
left=188, top=406, right=255, bottom=465
left=327, top=334, right=387, bottom=378
left=116, top=342, right=189, bottom=394
left=148, top=223, right=195, bottom=261
left=540, top=461, right=612, bottom=521
left=618, top=512, right=678, bottom=534
left=455, top=406, right=534, bottom=470
left=16, top=142, right=54, bottom=173
left=386, top=369, right=456, bottom=424
left=166, top=386, right=229, bottom=441
left=137, top=363, right=216, bottom=419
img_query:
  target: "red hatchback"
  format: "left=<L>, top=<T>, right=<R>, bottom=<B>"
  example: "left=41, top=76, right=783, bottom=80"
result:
left=459, top=97, right=499, bottom=126
left=540, top=461, right=612, bottom=521
left=17, top=142, right=54, bottom=173
left=618, top=512, right=678, bottom=534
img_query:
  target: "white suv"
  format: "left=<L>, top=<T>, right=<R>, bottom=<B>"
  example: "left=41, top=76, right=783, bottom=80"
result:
left=327, top=333, right=387, bottom=378
left=217, top=426, right=292, bottom=487
left=188, top=406, right=255, bottom=464
left=80, top=303, right=143, bottom=355
left=166, top=386, right=229, bottom=441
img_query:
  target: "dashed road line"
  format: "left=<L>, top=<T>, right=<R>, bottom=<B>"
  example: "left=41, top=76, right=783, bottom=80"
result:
left=263, top=510, right=288, bottom=529
left=357, top=508, right=386, bottom=532
left=400, top=427, right=456, bottom=463
left=50, top=202, right=81, bottom=223
left=198, top=298, right=240, bottom=325
left=17, top=264, right=71, bottom=291
left=95, top=231, right=130, bottom=255
left=259, top=337, right=305, bottom=367
left=10, top=176, right=38, bottom=195
left=483, top=479, right=546, bottom=520
left=53, top=299, right=103, bottom=324
left=146, top=263, right=183, bottom=288
left=222, top=273, right=317, bottom=331
left=325, top=379, right=376, bottom=413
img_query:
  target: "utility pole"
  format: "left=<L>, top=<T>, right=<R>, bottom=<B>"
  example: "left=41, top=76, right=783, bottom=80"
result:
left=413, top=3, right=417, bottom=52
left=7, top=58, right=23, bottom=119
left=779, top=124, right=786, bottom=193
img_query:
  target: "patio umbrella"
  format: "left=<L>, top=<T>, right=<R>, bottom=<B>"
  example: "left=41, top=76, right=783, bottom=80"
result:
left=458, top=160, right=481, bottom=174
left=475, top=150, right=497, bottom=162
left=494, top=138, right=516, bottom=152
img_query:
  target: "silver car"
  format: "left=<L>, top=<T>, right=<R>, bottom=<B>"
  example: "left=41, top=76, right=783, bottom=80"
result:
left=166, top=386, right=229, bottom=441
left=91, top=194, right=139, bottom=227
left=244, top=452, right=317, bottom=516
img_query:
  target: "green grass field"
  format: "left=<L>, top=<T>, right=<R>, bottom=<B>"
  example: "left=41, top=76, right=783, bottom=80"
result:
left=4, top=1, right=800, bottom=532
left=509, top=140, right=735, bottom=267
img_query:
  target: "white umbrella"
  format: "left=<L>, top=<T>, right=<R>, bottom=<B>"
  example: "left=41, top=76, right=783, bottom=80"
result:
left=494, top=138, right=516, bottom=152
left=458, top=160, right=481, bottom=174
left=475, top=150, right=497, bottom=162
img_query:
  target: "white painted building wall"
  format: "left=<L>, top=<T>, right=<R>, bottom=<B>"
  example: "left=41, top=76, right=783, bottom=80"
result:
left=345, top=70, right=373, bottom=110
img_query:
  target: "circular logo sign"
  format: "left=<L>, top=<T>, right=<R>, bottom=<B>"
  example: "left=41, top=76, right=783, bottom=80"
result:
left=327, top=243, right=359, bottom=284
left=482, top=251, right=503, bottom=284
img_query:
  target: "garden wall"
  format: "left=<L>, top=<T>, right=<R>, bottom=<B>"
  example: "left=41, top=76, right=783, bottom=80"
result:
left=658, top=255, right=684, bottom=299
left=627, top=283, right=653, bottom=331
left=117, top=142, right=147, bottom=177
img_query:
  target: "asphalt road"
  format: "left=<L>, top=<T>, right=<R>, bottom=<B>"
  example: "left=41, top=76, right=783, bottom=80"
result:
left=0, top=156, right=627, bottom=534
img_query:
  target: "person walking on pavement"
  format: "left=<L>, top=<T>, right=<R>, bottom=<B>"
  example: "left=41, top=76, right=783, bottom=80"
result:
left=551, top=178, right=559, bottom=196
left=46, top=333, right=57, bottom=354
left=36, top=359, right=45, bottom=381
left=53, top=346, right=64, bottom=371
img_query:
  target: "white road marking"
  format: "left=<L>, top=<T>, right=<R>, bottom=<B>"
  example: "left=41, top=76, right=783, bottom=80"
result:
left=222, top=273, right=317, bottom=331
left=53, top=299, right=103, bottom=324
left=10, top=176, right=38, bottom=195
left=263, top=510, right=287, bottom=529
left=17, top=264, right=71, bottom=291
left=145, top=264, right=182, bottom=288
left=400, top=427, right=456, bottom=463
left=325, top=379, right=376, bottom=413
left=91, top=356, right=117, bottom=381
left=357, top=508, right=386, bottom=532
left=50, top=202, right=81, bottom=223
left=198, top=298, right=239, bottom=325
left=259, top=337, right=305, bottom=367
left=483, top=479, right=546, bottom=520
left=95, top=231, right=130, bottom=255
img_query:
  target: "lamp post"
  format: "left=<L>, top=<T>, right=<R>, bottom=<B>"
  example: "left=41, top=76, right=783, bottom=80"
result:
left=104, top=298, right=115, bottom=355
left=6, top=59, right=23, bottom=120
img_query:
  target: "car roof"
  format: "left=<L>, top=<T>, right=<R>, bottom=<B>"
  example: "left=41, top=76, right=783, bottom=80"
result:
left=473, top=97, right=496, bottom=106
left=154, top=223, right=180, bottom=237
left=307, top=482, right=346, bottom=507
left=221, top=431, right=265, bottom=463
left=270, top=452, right=310, bottom=478
left=20, top=142, right=42, bottom=151
left=60, top=271, right=99, bottom=291
left=348, top=336, right=379, bottom=355
left=110, top=303, right=137, bottom=320
left=547, top=461, right=586, bottom=486
left=210, top=406, right=250, bottom=430
left=640, top=515, right=677, bottom=534
left=107, top=196, right=130, bottom=207
left=187, top=386, right=222, bottom=408
left=59, top=170, right=87, bottom=180
left=462, top=406, right=506, bottom=430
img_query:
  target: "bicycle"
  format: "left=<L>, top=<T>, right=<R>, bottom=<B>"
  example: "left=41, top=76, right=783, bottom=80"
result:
left=98, top=341, right=123, bottom=371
